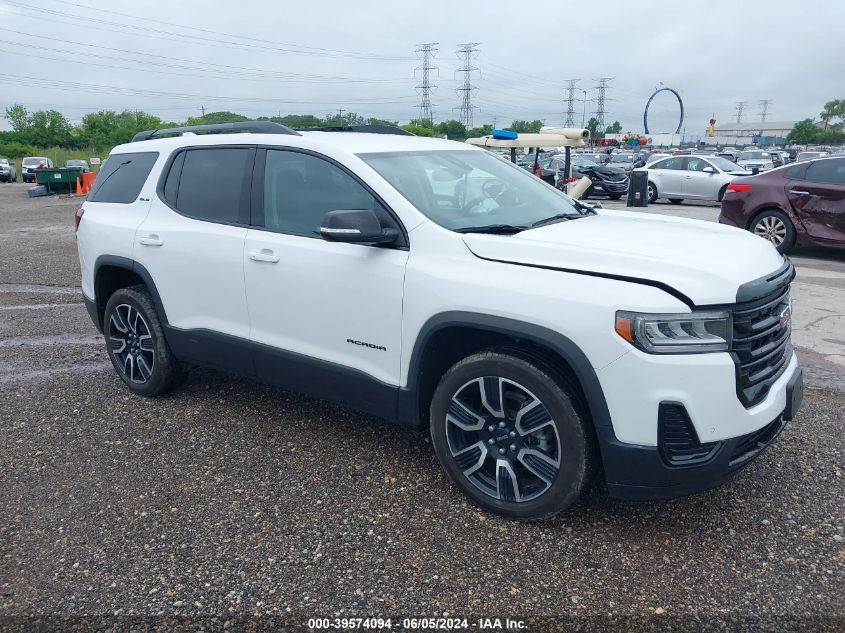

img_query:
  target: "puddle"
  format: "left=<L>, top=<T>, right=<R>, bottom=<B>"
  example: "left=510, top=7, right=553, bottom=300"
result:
left=0, top=334, right=103, bottom=348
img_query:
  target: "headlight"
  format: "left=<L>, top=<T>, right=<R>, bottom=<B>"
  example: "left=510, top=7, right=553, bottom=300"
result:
left=615, top=310, right=732, bottom=354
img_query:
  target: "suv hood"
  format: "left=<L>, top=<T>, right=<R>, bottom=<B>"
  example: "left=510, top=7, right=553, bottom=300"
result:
left=461, top=209, right=784, bottom=305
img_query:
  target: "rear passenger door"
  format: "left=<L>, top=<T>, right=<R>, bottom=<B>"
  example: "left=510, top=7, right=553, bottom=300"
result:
left=135, top=146, right=255, bottom=373
left=243, top=148, right=409, bottom=407
left=786, top=157, right=845, bottom=243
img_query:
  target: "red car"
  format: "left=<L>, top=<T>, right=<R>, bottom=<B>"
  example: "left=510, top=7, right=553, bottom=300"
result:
left=719, top=156, right=845, bottom=253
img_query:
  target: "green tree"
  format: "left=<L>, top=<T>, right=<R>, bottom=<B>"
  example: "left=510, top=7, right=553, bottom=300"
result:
left=79, top=110, right=164, bottom=149
left=466, top=124, right=493, bottom=138
left=434, top=119, right=467, bottom=139
left=401, top=122, right=437, bottom=137
left=509, top=120, right=543, bottom=133
left=4, top=104, right=30, bottom=132
left=185, top=111, right=249, bottom=126
left=28, top=110, right=73, bottom=147
left=605, top=120, right=622, bottom=134
left=786, top=118, right=820, bottom=145
left=585, top=117, right=601, bottom=138
left=819, top=99, right=845, bottom=129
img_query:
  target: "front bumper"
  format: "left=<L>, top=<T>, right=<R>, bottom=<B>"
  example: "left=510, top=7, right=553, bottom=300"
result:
left=596, top=354, right=802, bottom=500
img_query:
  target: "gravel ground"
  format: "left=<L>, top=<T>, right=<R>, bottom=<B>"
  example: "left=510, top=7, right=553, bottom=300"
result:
left=1, top=184, right=844, bottom=632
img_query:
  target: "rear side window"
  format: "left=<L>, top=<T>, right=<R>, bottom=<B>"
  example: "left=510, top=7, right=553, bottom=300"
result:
left=87, top=152, right=158, bottom=203
left=652, top=157, right=684, bottom=170
left=805, top=158, right=845, bottom=185
left=173, top=148, right=251, bottom=223
left=784, top=162, right=809, bottom=179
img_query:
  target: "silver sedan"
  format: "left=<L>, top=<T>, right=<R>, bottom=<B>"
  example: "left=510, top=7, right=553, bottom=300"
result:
left=634, top=155, right=750, bottom=204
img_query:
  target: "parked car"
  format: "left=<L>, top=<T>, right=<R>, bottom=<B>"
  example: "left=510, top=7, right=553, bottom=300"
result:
left=605, top=152, right=636, bottom=172
left=795, top=151, right=828, bottom=162
left=717, top=148, right=740, bottom=162
left=64, top=159, right=91, bottom=172
left=76, top=121, right=802, bottom=519
left=635, top=155, right=750, bottom=203
left=719, top=156, right=845, bottom=253
left=737, top=150, right=774, bottom=172
left=540, top=156, right=629, bottom=199
left=0, top=158, right=17, bottom=183
left=642, top=152, right=670, bottom=166
left=21, top=157, right=53, bottom=183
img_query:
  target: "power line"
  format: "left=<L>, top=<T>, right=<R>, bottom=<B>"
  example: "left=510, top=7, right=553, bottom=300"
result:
left=414, top=43, right=438, bottom=125
left=592, top=77, right=613, bottom=130
left=735, top=100, right=747, bottom=123
left=454, top=43, right=480, bottom=129
left=758, top=99, right=773, bottom=122
left=563, top=79, right=579, bottom=127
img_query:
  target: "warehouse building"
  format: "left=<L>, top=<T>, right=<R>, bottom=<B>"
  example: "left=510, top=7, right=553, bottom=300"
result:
left=706, top=120, right=797, bottom=146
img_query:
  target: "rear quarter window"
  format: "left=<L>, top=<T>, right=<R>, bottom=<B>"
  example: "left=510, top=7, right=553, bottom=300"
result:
left=87, top=152, right=159, bottom=204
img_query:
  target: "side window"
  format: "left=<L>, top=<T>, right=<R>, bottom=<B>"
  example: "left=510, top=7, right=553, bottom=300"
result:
left=87, top=152, right=158, bottom=203
left=805, top=158, right=845, bottom=185
left=687, top=158, right=706, bottom=171
left=784, top=162, right=809, bottom=180
left=175, top=148, right=251, bottom=223
left=162, top=150, right=185, bottom=205
left=653, top=157, right=685, bottom=170
left=263, top=150, right=377, bottom=236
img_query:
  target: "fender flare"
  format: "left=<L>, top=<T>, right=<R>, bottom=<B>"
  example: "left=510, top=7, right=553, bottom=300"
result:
left=399, top=311, right=614, bottom=438
left=93, top=255, right=169, bottom=331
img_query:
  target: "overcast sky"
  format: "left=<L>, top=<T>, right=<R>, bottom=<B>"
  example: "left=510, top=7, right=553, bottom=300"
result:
left=0, top=0, right=842, bottom=134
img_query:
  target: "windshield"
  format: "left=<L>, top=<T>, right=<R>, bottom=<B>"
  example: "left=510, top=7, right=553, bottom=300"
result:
left=707, top=157, right=744, bottom=171
left=23, top=158, right=47, bottom=167
left=359, top=149, right=583, bottom=231
left=609, top=154, right=634, bottom=163
left=572, top=158, right=599, bottom=168
left=797, top=152, right=823, bottom=161
left=739, top=151, right=769, bottom=160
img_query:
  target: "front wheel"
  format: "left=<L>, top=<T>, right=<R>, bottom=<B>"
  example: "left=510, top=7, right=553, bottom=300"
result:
left=104, top=286, right=184, bottom=396
left=751, top=209, right=796, bottom=254
left=647, top=181, right=658, bottom=203
left=429, top=350, right=593, bottom=520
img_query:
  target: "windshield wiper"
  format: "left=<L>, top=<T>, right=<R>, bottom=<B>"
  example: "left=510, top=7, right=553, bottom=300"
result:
left=454, top=224, right=528, bottom=235
left=529, top=213, right=579, bottom=229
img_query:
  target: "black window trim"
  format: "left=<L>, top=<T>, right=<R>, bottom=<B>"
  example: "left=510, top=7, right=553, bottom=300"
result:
left=88, top=150, right=160, bottom=204
left=251, top=146, right=409, bottom=249
left=804, top=157, right=845, bottom=186
left=155, top=144, right=256, bottom=228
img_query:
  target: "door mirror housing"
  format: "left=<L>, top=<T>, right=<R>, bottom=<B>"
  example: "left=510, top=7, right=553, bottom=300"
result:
left=702, top=166, right=716, bottom=174
left=320, top=209, right=398, bottom=245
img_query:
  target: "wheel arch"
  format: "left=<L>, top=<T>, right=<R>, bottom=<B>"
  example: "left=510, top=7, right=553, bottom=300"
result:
left=746, top=204, right=798, bottom=231
left=93, top=255, right=168, bottom=332
left=399, top=312, right=614, bottom=442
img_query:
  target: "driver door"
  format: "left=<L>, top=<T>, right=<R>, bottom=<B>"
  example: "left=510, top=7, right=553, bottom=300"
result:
left=683, top=157, right=717, bottom=199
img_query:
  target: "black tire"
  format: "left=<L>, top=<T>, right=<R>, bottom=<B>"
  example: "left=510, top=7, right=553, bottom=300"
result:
left=750, top=209, right=796, bottom=254
left=668, top=198, right=683, bottom=205
left=103, top=286, right=184, bottom=396
left=647, top=181, right=658, bottom=203
left=429, top=349, right=593, bottom=520
left=717, top=185, right=728, bottom=202
left=609, top=194, right=623, bottom=200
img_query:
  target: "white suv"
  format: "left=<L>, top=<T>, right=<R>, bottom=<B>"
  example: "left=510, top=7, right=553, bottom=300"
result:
left=76, top=122, right=803, bottom=519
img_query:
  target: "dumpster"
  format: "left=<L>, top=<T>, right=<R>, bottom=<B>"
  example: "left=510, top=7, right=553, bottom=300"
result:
left=626, top=170, right=649, bottom=207
left=35, top=168, right=84, bottom=194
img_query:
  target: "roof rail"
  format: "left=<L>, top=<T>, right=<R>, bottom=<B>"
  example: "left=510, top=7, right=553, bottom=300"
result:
left=300, top=124, right=414, bottom=136
left=131, top=121, right=300, bottom=142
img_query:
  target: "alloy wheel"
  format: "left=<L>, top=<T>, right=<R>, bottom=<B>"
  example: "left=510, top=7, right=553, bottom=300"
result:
left=109, top=304, right=155, bottom=383
left=445, top=377, right=561, bottom=503
left=754, top=216, right=787, bottom=246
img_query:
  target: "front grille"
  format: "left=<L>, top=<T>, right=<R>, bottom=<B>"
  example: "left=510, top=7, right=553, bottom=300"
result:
left=731, top=275, right=792, bottom=407
left=658, top=403, right=720, bottom=467
left=729, top=416, right=785, bottom=467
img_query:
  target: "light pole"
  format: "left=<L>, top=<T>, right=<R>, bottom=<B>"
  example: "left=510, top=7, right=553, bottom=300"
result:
left=581, top=89, right=587, bottom=128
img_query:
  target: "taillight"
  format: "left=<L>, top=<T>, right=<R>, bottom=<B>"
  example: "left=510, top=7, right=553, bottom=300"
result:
left=727, top=183, right=752, bottom=193
left=74, top=207, right=84, bottom=232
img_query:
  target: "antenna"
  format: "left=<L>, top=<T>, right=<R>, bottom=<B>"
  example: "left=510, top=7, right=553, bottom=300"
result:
left=414, top=43, right=438, bottom=126
left=563, top=79, right=579, bottom=127
left=454, top=42, right=481, bottom=129
left=758, top=99, right=773, bottom=123
left=592, top=77, right=613, bottom=129
left=735, top=100, right=747, bottom=123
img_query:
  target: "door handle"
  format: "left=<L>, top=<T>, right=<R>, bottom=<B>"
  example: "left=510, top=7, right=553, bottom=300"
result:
left=788, top=190, right=810, bottom=196
left=138, top=235, right=163, bottom=246
left=249, top=249, right=279, bottom=263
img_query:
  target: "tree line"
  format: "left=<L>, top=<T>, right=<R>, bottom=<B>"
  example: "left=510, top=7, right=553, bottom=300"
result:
left=786, top=99, right=845, bottom=145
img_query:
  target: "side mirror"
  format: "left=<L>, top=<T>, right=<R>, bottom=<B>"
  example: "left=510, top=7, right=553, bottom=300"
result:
left=320, top=209, right=398, bottom=245
left=702, top=166, right=716, bottom=174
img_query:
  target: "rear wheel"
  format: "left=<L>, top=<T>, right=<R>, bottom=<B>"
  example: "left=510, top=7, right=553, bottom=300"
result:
left=609, top=194, right=623, bottom=200
left=647, top=181, right=658, bottom=203
left=104, top=286, right=184, bottom=396
left=668, top=198, right=683, bottom=204
left=429, top=350, right=593, bottom=520
left=751, top=209, right=796, bottom=254
left=717, top=185, right=728, bottom=202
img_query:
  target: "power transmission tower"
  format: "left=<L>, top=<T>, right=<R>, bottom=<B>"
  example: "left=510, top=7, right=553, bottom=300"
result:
left=758, top=99, right=773, bottom=122
left=735, top=101, right=747, bottom=123
left=592, top=77, right=613, bottom=129
left=563, top=79, right=579, bottom=127
left=414, top=43, right=438, bottom=125
left=454, top=42, right=481, bottom=128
